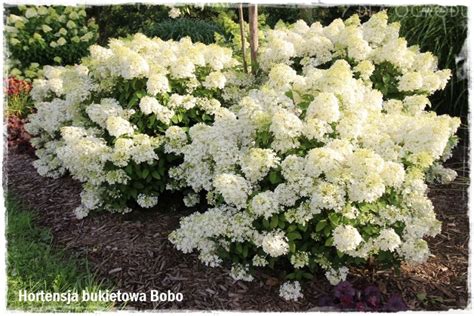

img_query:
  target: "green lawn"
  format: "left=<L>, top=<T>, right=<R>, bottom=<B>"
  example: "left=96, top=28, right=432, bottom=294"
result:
left=6, top=196, right=115, bottom=312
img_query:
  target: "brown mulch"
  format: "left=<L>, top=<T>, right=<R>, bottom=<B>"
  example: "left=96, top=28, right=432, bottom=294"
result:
left=3, top=141, right=469, bottom=311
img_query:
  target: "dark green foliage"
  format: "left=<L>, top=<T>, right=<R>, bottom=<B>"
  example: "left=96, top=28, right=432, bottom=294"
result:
left=145, top=18, right=224, bottom=44
left=260, top=5, right=381, bottom=28
left=388, top=6, right=468, bottom=119
left=86, top=4, right=169, bottom=44
left=87, top=4, right=230, bottom=44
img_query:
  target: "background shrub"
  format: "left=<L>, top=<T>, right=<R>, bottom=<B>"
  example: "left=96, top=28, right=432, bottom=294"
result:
left=261, top=5, right=370, bottom=27
left=87, top=4, right=230, bottom=44
left=5, top=5, right=98, bottom=80
left=144, top=18, right=224, bottom=44
left=86, top=4, right=169, bottom=43
left=388, top=6, right=468, bottom=119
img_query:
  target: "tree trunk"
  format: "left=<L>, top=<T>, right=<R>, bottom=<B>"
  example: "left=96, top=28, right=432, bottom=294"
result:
left=248, top=4, right=259, bottom=74
left=238, top=4, right=248, bottom=73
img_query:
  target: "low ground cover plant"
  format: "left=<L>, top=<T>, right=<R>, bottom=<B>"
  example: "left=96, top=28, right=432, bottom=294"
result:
left=319, top=281, right=408, bottom=311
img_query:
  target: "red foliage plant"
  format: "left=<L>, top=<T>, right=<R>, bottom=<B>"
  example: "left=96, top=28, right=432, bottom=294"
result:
left=5, top=76, right=32, bottom=96
left=5, top=76, right=35, bottom=156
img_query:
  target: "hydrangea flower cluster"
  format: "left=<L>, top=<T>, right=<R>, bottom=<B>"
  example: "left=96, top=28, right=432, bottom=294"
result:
left=168, top=12, right=460, bottom=300
left=26, top=33, right=247, bottom=217
left=5, top=5, right=98, bottom=80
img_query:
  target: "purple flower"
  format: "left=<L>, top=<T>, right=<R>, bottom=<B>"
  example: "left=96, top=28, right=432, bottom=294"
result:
left=335, top=281, right=356, bottom=299
left=384, top=294, right=408, bottom=312
left=364, top=285, right=381, bottom=308
left=355, top=301, right=367, bottom=311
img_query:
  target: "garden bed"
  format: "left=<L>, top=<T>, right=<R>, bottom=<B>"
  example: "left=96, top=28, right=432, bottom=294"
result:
left=4, top=137, right=469, bottom=311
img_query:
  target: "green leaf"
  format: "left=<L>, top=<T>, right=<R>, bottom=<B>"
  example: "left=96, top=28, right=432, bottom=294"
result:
left=289, top=241, right=296, bottom=253
left=125, top=164, right=133, bottom=175
left=323, top=226, right=332, bottom=237
left=158, top=159, right=166, bottom=175
left=278, top=219, right=286, bottom=230
left=315, top=220, right=327, bottom=232
left=202, top=113, right=212, bottom=121
left=141, top=168, right=150, bottom=179
left=268, top=170, right=282, bottom=185
left=232, top=255, right=239, bottom=264
left=128, top=95, right=139, bottom=107
left=148, top=115, right=156, bottom=128
left=328, top=213, right=340, bottom=226
left=236, top=243, right=243, bottom=254
left=297, top=101, right=310, bottom=111
left=270, top=214, right=278, bottom=229
left=151, top=170, right=161, bottom=180
left=242, top=244, right=249, bottom=258
left=359, top=203, right=371, bottom=213
left=171, top=115, right=180, bottom=124
left=135, top=90, right=146, bottom=98
left=287, top=231, right=302, bottom=241
left=298, top=224, right=307, bottom=232
left=325, top=237, right=334, bottom=247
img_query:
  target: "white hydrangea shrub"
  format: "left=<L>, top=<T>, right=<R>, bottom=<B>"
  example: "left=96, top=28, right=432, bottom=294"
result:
left=169, top=12, right=461, bottom=301
left=5, top=5, right=98, bottom=80
left=25, top=33, right=245, bottom=215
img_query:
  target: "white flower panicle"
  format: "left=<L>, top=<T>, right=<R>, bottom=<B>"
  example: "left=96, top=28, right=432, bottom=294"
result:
left=213, top=173, right=251, bottom=209
left=333, top=225, right=363, bottom=252
left=279, top=281, right=304, bottom=301
left=262, top=230, right=290, bottom=257
left=136, top=194, right=159, bottom=208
